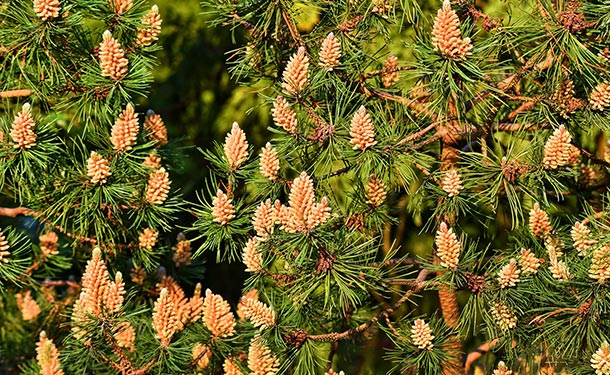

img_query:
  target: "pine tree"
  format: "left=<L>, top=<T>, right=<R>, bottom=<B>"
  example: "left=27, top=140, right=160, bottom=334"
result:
left=1, top=0, right=610, bottom=374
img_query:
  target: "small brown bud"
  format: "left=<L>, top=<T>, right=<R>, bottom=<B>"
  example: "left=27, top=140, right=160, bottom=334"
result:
left=172, top=233, right=192, bottom=267
left=372, top=0, right=392, bottom=16
left=382, top=54, right=400, bottom=88
left=551, top=78, right=578, bottom=118
left=130, top=267, right=146, bottom=285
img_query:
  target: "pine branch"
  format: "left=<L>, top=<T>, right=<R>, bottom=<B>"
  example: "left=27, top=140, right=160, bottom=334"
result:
left=305, top=268, right=430, bottom=342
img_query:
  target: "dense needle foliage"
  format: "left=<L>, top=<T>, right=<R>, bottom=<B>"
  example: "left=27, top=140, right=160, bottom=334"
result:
left=1, top=0, right=610, bottom=374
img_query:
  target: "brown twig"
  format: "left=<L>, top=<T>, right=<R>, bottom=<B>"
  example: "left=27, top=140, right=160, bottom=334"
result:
left=316, top=163, right=355, bottom=180
left=506, top=100, right=538, bottom=120
left=0, top=206, right=31, bottom=217
left=491, top=122, right=548, bottom=132
left=580, top=211, right=605, bottom=226
left=464, top=338, right=500, bottom=373
left=279, top=4, right=304, bottom=46
left=530, top=307, right=577, bottom=325
left=409, top=134, right=441, bottom=150
left=40, top=280, right=81, bottom=289
left=35, top=214, right=98, bottom=245
left=0, top=89, right=32, bottom=98
left=0, top=206, right=97, bottom=243
left=359, top=66, right=414, bottom=81
left=230, top=12, right=259, bottom=38
left=368, top=257, right=422, bottom=268
left=572, top=142, right=610, bottom=169
left=360, top=86, right=437, bottom=120
left=306, top=269, right=430, bottom=342
left=396, top=123, right=437, bottom=147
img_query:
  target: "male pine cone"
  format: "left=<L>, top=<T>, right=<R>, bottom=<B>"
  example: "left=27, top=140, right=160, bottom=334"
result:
left=33, top=0, right=60, bottom=21
left=99, top=30, right=128, bottom=80
left=431, top=0, right=473, bottom=59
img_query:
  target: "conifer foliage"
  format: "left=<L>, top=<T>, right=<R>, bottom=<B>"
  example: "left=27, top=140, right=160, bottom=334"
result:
left=2, top=0, right=610, bottom=374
